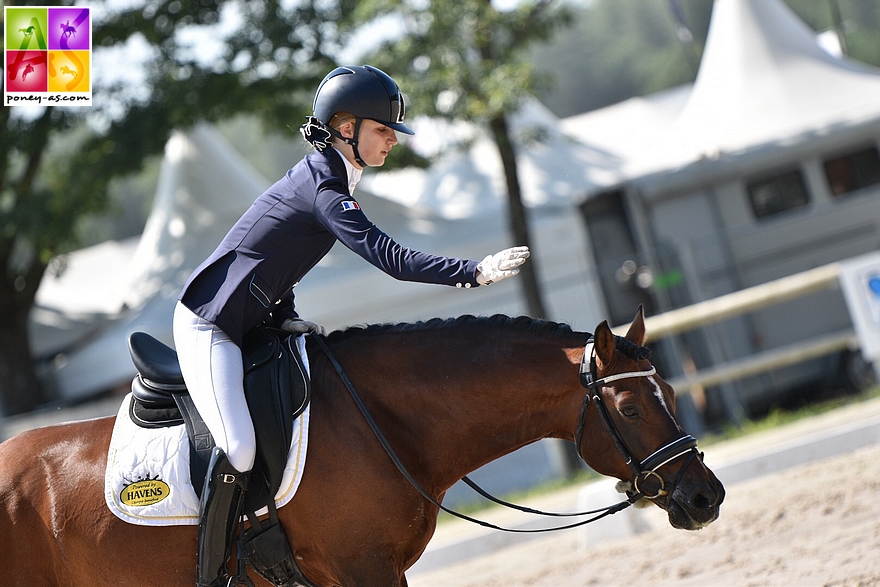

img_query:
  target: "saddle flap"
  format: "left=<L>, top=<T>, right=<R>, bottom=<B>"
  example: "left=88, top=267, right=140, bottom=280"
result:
left=240, top=328, right=311, bottom=511
left=129, top=332, right=185, bottom=385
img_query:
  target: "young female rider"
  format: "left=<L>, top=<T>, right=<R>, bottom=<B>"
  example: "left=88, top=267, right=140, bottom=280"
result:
left=173, top=64, right=530, bottom=586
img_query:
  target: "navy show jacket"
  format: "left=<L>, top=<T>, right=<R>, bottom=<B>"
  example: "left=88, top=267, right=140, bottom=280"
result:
left=179, top=148, right=481, bottom=345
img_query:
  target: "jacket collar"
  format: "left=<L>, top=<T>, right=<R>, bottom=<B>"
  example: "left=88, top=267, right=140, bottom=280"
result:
left=321, top=147, right=362, bottom=195
left=332, top=147, right=363, bottom=194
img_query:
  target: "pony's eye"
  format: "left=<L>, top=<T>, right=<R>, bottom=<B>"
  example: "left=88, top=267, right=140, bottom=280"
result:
left=621, top=406, right=640, bottom=419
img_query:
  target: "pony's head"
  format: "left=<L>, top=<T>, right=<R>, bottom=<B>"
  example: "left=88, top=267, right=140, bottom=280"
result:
left=576, top=306, right=724, bottom=530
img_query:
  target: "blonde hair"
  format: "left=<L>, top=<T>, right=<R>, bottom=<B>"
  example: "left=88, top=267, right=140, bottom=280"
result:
left=328, top=112, right=356, bottom=134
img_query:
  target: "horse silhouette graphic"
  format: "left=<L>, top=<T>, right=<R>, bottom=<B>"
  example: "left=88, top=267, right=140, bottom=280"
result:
left=60, top=65, right=77, bottom=79
left=19, top=26, right=36, bottom=38
left=60, top=20, right=77, bottom=40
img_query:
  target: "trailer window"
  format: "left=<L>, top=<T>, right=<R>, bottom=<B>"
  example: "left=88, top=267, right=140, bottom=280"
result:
left=823, top=146, right=880, bottom=198
left=747, top=170, right=809, bottom=219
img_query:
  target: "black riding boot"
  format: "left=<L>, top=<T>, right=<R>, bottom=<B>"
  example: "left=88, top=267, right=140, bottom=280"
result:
left=196, top=448, right=249, bottom=587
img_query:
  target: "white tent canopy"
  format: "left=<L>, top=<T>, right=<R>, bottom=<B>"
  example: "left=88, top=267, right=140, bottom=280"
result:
left=563, top=0, right=880, bottom=197
left=669, top=0, right=880, bottom=162
left=41, top=125, right=271, bottom=398
left=362, top=97, right=623, bottom=218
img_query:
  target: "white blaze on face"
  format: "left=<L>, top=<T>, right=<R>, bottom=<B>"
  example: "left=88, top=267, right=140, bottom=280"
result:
left=647, top=376, right=675, bottom=420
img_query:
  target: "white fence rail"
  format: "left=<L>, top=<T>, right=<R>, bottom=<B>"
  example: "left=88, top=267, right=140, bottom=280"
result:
left=612, top=261, right=858, bottom=394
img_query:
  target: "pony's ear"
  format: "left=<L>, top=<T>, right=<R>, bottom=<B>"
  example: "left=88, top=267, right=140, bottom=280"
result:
left=624, top=304, right=647, bottom=347
left=593, top=320, right=616, bottom=373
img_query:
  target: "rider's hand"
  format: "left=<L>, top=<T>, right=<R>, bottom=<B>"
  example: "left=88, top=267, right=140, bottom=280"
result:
left=281, top=318, right=326, bottom=336
left=476, top=246, right=530, bottom=285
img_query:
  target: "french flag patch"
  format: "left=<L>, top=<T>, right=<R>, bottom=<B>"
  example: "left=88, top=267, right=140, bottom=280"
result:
left=341, top=200, right=360, bottom=212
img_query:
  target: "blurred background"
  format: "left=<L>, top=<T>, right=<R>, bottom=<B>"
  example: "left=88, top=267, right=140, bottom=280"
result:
left=3, top=0, right=880, bottom=503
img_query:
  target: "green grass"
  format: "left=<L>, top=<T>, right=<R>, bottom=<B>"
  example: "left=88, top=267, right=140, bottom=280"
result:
left=699, top=384, right=880, bottom=447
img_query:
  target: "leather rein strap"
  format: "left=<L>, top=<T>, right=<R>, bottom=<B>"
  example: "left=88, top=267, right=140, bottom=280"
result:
left=312, top=334, right=639, bottom=533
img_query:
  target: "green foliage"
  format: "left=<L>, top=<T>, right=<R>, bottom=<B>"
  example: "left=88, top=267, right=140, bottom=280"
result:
left=530, top=0, right=880, bottom=118
left=354, top=0, right=571, bottom=123
left=3, top=0, right=353, bottom=266
left=0, top=0, right=352, bottom=413
left=530, top=0, right=713, bottom=116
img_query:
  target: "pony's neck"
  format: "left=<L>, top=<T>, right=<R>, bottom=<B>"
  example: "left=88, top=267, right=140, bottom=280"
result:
left=344, top=324, right=587, bottom=492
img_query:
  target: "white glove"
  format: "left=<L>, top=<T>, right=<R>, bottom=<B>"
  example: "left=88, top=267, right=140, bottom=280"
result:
left=280, top=318, right=326, bottom=336
left=476, top=246, right=530, bottom=285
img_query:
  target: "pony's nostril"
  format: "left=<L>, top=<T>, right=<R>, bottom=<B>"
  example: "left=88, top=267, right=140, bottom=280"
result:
left=692, top=489, right=717, bottom=510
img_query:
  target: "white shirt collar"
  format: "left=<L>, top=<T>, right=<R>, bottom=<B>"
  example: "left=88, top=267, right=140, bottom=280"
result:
left=333, top=147, right=363, bottom=195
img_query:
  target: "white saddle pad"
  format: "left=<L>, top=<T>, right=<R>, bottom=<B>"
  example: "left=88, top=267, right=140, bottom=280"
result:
left=104, top=339, right=310, bottom=527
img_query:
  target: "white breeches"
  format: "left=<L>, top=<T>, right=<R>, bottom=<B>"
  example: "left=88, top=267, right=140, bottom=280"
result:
left=172, top=302, right=256, bottom=473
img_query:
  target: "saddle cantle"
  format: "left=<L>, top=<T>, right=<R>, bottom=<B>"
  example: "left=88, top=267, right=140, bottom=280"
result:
left=129, top=332, right=188, bottom=427
left=129, top=331, right=185, bottom=388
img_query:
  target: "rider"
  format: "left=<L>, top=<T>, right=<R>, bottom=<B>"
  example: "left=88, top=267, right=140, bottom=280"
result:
left=173, top=64, right=530, bottom=587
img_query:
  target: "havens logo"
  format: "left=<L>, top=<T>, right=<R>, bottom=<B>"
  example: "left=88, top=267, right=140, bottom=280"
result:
left=120, top=475, right=171, bottom=507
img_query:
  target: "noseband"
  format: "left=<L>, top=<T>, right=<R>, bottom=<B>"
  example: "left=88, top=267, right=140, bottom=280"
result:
left=576, top=339, right=701, bottom=501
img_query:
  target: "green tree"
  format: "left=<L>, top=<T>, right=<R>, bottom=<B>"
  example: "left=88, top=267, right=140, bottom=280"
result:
left=0, top=0, right=350, bottom=415
left=787, top=0, right=880, bottom=65
left=354, top=0, right=574, bottom=319
left=530, top=0, right=880, bottom=119
left=530, top=0, right=713, bottom=117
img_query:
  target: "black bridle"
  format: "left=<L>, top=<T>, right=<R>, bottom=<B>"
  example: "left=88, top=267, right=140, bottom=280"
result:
left=312, top=333, right=701, bottom=533
left=576, top=339, right=701, bottom=502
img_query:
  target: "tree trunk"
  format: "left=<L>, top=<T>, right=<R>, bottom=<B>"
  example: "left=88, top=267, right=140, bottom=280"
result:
left=489, top=114, right=548, bottom=319
left=489, top=113, right=583, bottom=473
left=0, top=323, right=46, bottom=417
left=0, top=255, right=49, bottom=416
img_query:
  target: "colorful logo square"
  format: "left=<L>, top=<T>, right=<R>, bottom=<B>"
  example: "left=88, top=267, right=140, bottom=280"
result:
left=48, top=51, right=90, bottom=92
left=5, top=8, right=48, bottom=51
left=6, top=51, right=48, bottom=92
left=48, top=8, right=90, bottom=51
left=4, top=6, right=92, bottom=107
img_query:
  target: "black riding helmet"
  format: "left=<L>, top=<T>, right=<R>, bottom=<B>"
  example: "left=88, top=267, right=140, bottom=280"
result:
left=315, top=65, right=414, bottom=134
left=302, top=65, right=414, bottom=166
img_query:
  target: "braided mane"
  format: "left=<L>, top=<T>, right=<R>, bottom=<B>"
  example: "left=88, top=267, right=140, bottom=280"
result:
left=324, top=314, right=588, bottom=343
left=323, top=314, right=651, bottom=359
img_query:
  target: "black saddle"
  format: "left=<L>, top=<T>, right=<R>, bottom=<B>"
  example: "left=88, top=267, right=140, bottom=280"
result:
left=128, top=326, right=316, bottom=587
left=127, top=326, right=310, bottom=510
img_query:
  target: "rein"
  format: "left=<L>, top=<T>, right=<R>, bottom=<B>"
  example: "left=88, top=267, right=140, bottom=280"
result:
left=311, top=334, right=691, bottom=533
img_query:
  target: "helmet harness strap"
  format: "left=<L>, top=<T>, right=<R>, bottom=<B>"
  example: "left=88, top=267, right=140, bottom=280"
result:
left=326, top=117, right=366, bottom=168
